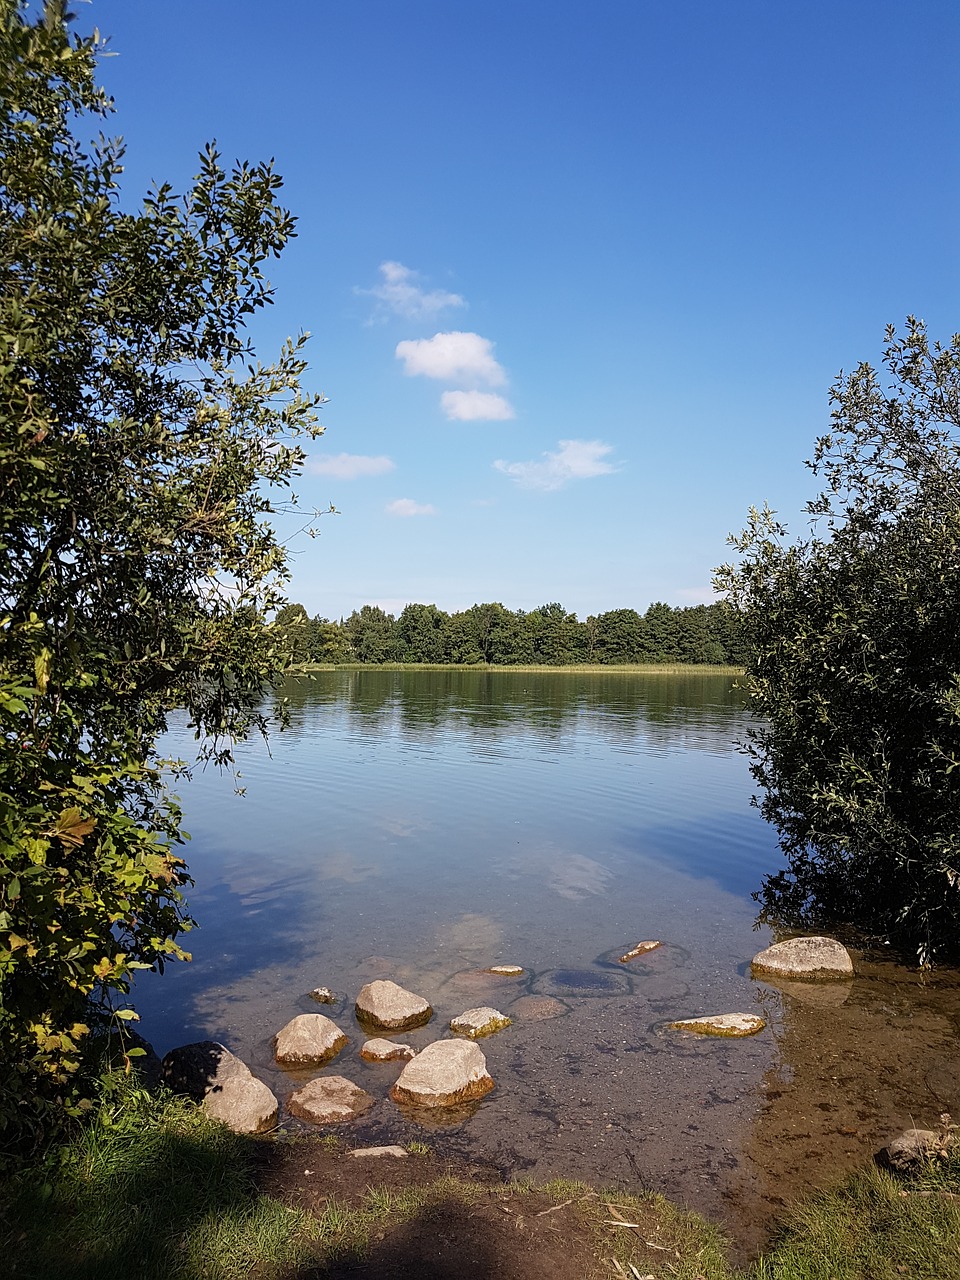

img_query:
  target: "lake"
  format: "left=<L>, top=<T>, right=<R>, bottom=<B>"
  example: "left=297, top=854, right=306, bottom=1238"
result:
left=137, top=668, right=960, bottom=1253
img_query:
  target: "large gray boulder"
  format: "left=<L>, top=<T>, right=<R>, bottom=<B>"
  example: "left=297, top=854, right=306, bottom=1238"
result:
left=355, top=980, right=433, bottom=1032
left=162, top=1041, right=278, bottom=1134
left=390, top=1039, right=494, bottom=1108
left=287, top=1076, right=375, bottom=1125
left=751, top=936, right=854, bottom=981
left=274, top=1013, right=348, bottom=1066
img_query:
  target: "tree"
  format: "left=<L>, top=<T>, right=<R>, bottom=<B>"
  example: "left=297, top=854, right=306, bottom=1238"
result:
left=309, top=615, right=352, bottom=664
left=642, top=602, right=682, bottom=662
left=0, top=1, right=324, bottom=1145
left=716, top=319, right=960, bottom=962
left=395, top=602, right=447, bottom=663
left=343, top=605, right=396, bottom=663
left=524, top=603, right=587, bottom=664
left=594, top=608, right=645, bottom=663
left=274, top=603, right=312, bottom=666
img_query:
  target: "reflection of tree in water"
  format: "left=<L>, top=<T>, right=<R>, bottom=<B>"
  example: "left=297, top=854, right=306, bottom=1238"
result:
left=275, top=669, right=747, bottom=754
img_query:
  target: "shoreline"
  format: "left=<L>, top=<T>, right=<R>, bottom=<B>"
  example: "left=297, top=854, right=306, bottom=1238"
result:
left=286, top=662, right=745, bottom=675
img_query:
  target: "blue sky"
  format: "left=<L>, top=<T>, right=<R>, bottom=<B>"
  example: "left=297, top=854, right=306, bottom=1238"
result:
left=88, top=1, right=958, bottom=621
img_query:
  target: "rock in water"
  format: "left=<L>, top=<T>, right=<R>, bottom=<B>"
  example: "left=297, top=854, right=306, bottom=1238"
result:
left=485, top=965, right=524, bottom=976
left=751, top=936, right=854, bottom=981
left=309, top=986, right=337, bottom=1004
left=510, top=995, right=567, bottom=1021
left=619, top=940, right=662, bottom=963
left=162, top=1041, right=279, bottom=1134
left=287, top=1076, right=375, bottom=1125
left=449, top=1007, right=511, bottom=1038
left=274, top=1014, right=348, bottom=1066
left=355, top=980, right=433, bottom=1032
left=360, top=1037, right=416, bottom=1062
left=390, top=1039, right=494, bottom=1108
left=669, top=1013, right=766, bottom=1037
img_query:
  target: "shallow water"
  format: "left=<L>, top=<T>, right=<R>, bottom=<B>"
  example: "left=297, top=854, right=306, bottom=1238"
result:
left=135, top=669, right=960, bottom=1252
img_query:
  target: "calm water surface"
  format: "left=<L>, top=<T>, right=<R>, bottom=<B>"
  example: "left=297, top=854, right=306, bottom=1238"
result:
left=137, top=670, right=960, bottom=1252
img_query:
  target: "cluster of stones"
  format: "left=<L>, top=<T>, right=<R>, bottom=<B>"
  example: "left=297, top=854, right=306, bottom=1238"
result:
left=161, top=976, right=514, bottom=1134
left=158, top=937, right=860, bottom=1134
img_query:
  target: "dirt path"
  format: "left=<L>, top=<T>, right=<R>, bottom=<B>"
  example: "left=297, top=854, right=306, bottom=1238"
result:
left=253, top=1139, right=684, bottom=1279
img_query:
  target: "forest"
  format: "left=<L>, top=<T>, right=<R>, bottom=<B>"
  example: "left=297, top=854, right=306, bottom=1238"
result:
left=274, top=599, right=746, bottom=667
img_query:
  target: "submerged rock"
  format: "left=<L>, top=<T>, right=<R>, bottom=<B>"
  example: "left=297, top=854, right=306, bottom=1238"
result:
left=309, top=986, right=338, bottom=1004
left=449, top=1007, right=511, bottom=1038
left=619, top=940, right=662, bottom=963
left=670, top=1013, right=766, bottom=1038
left=360, top=1037, right=416, bottom=1062
left=751, top=936, right=854, bottom=981
left=510, top=995, right=567, bottom=1021
left=162, top=1041, right=278, bottom=1134
left=485, top=964, right=524, bottom=976
left=355, top=980, right=433, bottom=1032
left=287, top=1076, right=375, bottom=1125
left=274, top=1014, right=348, bottom=1067
left=390, top=1039, right=494, bottom=1108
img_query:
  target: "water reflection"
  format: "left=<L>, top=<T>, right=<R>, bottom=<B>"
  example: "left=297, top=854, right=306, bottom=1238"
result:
left=132, top=670, right=960, bottom=1253
left=278, top=668, right=748, bottom=756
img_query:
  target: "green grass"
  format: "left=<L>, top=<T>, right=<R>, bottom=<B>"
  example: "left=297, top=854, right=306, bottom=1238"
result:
left=751, top=1156, right=960, bottom=1280
left=1, top=1079, right=318, bottom=1280
left=4, top=1079, right=959, bottom=1279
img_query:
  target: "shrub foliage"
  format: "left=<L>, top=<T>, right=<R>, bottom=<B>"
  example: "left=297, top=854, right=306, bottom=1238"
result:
left=0, top=0, right=323, bottom=1149
left=717, top=320, right=960, bottom=961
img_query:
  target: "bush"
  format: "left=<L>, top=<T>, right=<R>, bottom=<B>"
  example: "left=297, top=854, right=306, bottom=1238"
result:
left=717, top=320, right=960, bottom=962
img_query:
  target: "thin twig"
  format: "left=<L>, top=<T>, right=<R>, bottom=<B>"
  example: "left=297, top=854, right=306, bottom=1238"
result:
left=535, top=1197, right=577, bottom=1217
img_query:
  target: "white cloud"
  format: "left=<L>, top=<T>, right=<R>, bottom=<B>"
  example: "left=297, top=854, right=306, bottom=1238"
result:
left=307, top=452, right=395, bottom=480
left=395, top=331, right=507, bottom=386
left=440, top=389, right=515, bottom=421
left=386, top=498, right=437, bottom=517
left=493, top=439, right=619, bottom=491
left=358, top=261, right=465, bottom=321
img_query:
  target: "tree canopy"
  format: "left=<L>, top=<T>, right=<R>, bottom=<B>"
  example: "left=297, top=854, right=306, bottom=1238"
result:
left=716, top=320, right=960, bottom=963
left=280, top=599, right=745, bottom=668
left=0, top=0, right=323, bottom=1148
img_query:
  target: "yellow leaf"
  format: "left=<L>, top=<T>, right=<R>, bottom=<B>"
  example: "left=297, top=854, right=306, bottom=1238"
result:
left=34, top=648, right=52, bottom=695
left=52, top=808, right=96, bottom=849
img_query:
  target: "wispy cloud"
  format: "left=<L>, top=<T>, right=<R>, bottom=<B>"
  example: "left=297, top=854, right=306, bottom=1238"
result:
left=440, top=389, right=515, bottom=421
left=395, top=331, right=506, bottom=386
left=358, top=261, right=465, bottom=321
left=494, top=439, right=619, bottom=491
left=308, top=452, right=395, bottom=480
left=386, top=498, right=437, bottom=517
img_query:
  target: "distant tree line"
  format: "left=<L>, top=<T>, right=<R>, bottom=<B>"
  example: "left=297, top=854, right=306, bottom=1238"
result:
left=272, top=600, right=746, bottom=667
